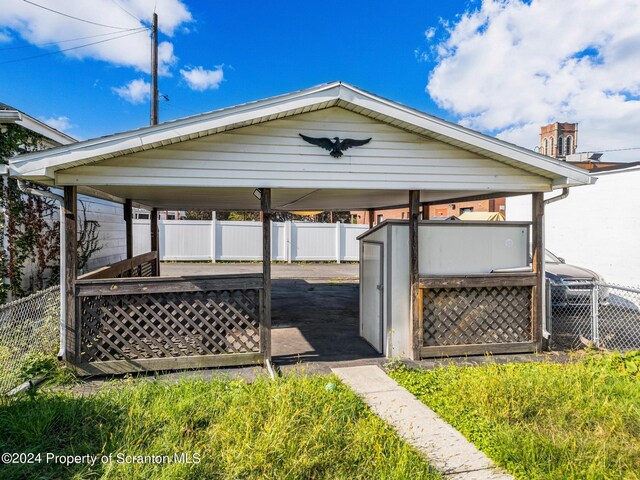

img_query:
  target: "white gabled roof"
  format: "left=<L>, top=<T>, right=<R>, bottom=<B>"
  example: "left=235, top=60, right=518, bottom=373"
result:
left=9, top=81, right=591, bottom=187
left=0, top=102, right=76, bottom=146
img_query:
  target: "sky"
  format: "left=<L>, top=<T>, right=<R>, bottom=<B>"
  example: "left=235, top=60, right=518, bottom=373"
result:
left=1, top=0, right=639, bottom=162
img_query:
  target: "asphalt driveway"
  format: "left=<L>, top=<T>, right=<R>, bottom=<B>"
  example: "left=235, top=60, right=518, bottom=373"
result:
left=160, top=262, right=380, bottom=369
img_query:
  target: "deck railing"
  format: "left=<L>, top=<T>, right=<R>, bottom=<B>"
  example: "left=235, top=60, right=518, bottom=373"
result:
left=418, top=273, right=537, bottom=357
left=71, top=254, right=265, bottom=375
left=79, top=251, right=159, bottom=280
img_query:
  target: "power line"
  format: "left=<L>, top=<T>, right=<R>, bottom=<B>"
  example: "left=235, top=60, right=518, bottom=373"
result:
left=23, top=0, right=136, bottom=30
left=111, top=0, right=144, bottom=24
left=0, top=28, right=147, bottom=51
left=591, top=146, right=640, bottom=153
left=0, top=29, right=147, bottom=65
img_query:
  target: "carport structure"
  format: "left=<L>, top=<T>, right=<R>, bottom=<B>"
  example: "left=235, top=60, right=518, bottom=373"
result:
left=9, top=82, right=591, bottom=374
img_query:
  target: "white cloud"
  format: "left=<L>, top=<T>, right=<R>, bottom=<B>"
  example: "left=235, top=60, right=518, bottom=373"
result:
left=180, top=66, right=224, bottom=91
left=426, top=0, right=640, bottom=160
left=112, top=78, right=150, bottom=104
left=424, top=27, right=436, bottom=40
left=39, top=115, right=72, bottom=132
left=0, top=29, right=11, bottom=43
left=0, top=0, right=192, bottom=74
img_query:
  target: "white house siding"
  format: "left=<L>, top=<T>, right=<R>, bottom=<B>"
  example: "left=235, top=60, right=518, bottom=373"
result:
left=78, top=194, right=126, bottom=273
left=506, top=166, right=640, bottom=286
left=55, top=108, right=551, bottom=193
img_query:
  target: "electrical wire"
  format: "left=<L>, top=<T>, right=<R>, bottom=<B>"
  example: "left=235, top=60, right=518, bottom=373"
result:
left=22, top=0, right=136, bottom=30
left=0, top=29, right=147, bottom=65
left=590, top=146, right=640, bottom=153
left=111, top=0, right=144, bottom=24
left=0, top=28, right=147, bottom=51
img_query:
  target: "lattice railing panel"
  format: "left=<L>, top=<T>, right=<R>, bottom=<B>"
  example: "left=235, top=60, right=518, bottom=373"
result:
left=79, top=288, right=261, bottom=363
left=422, top=286, right=532, bottom=346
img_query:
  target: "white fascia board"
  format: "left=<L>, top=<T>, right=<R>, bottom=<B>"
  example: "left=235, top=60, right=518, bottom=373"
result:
left=18, top=115, right=76, bottom=145
left=337, top=84, right=592, bottom=186
left=10, top=82, right=343, bottom=178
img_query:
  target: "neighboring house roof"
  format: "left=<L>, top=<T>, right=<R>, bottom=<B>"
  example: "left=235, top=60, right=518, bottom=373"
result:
left=9, top=82, right=591, bottom=188
left=458, top=211, right=505, bottom=221
left=583, top=160, right=640, bottom=174
left=0, top=101, right=76, bottom=146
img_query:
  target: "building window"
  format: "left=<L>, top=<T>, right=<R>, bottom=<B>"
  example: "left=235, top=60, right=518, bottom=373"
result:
left=135, top=213, right=150, bottom=220
left=401, top=212, right=406, bottom=219
left=460, top=207, right=474, bottom=214
left=558, top=136, right=564, bottom=156
left=566, top=136, right=573, bottom=155
left=549, top=138, right=554, bottom=157
left=543, top=138, right=548, bottom=155
left=167, top=214, right=176, bottom=220
left=376, top=214, right=383, bottom=224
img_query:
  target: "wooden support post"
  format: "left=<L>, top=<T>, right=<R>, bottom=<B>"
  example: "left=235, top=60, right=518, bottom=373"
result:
left=124, top=199, right=133, bottom=260
left=63, top=186, right=77, bottom=364
left=151, top=208, right=159, bottom=276
left=421, top=204, right=430, bottom=220
left=409, top=190, right=421, bottom=360
left=531, top=192, right=545, bottom=352
left=261, top=188, right=272, bottom=362
left=368, top=208, right=374, bottom=229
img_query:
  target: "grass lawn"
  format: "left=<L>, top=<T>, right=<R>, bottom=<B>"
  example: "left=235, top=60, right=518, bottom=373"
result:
left=0, top=374, right=440, bottom=480
left=388, top=351, right=640, bottom=480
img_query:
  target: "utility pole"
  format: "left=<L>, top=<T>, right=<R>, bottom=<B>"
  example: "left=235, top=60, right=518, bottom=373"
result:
left=150, top=12, right=159, bottom=125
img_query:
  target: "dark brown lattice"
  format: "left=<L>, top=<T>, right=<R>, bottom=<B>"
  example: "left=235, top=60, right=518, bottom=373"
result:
left=79, top=289, right=261, bottom=362
left=422, top=286, right=532, bottom=346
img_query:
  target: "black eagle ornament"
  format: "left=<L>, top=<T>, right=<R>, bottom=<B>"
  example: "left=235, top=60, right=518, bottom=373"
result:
left=299, top=134, right=371, bottom=158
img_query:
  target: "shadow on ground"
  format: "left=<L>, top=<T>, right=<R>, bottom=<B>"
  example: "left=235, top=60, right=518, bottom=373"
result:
left=271, top=279, right=381, bottom=366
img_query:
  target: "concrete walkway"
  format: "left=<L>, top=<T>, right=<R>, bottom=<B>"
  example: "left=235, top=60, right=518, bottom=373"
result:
left=332, top=365, right=513, bottom=480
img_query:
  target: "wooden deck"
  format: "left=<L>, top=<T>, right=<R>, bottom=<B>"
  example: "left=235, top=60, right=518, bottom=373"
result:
left=69, top=252, right=266, bottom=375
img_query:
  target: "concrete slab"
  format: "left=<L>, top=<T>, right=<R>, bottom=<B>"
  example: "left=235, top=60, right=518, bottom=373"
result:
left=332, top=365, right=513, bottom=480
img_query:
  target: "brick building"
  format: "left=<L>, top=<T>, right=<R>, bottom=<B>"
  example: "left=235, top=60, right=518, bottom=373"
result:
left=539, top=122, right=578, bottom=158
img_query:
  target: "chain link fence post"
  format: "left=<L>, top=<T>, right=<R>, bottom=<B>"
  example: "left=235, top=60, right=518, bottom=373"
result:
left=591, top=283, right=599, bottom=348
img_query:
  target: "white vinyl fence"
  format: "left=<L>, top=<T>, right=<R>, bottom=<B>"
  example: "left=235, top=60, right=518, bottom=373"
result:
left=134, top=220, right=368, bottom=262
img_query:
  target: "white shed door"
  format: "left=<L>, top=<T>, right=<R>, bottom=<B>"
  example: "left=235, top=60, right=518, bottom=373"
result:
left=361, top=242, right=384, bottom=353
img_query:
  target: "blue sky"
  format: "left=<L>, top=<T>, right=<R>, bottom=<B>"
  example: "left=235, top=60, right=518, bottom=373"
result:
left=0, top=0, right=464, bottom=139
left=1, top=0, right=640, bottom=161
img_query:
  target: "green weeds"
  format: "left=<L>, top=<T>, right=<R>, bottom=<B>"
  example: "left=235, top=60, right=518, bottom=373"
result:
left=388, top=352, right=640, bottom=480
left=0, top=374, right=440, bottom=480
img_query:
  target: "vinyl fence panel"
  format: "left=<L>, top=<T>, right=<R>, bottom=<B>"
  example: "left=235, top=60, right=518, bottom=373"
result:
left=162, top=220, right=212, bottom=261
left=131, top=219, right=368, bottom=262
left=217, top=221, right=262, bottom=261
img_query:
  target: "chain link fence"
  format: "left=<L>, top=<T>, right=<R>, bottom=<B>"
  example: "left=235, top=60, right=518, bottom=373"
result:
left=0, top=285, right=60, bottom=395
left=548, top=279, right=640, bottom=351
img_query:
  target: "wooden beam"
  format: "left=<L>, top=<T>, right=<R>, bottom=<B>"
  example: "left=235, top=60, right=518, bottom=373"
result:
left=261, top=188, right=272, bottom=362
left=124, top=199, right=133, bottom=260
left=419, top=273, right=537, bottom=289
left=531, top=192, right=544, bottom=352
left=368, top=208, right=374, bottom=229
left=409, top=190, right=421, bottom=360
left=74, top=352, right=263, bottom=376
left=63, top=186, right=77, bottom=364
left=151, top=208, right=159, bottom=275
left=421, top=191, right=522, bottom=207
left=421, top=341, right=537, bottom=358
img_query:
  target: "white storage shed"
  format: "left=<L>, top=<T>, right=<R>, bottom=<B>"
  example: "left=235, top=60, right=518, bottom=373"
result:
left=360, top=220, right=532, bottom=358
